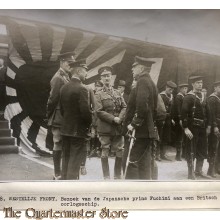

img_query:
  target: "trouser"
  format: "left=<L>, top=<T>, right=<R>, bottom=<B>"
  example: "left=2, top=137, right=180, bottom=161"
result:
left=207, top=130, right=220, bottom=175
left=125, top=138, right=153, bottom=180
left=123, top=137, right=158, bottom=180
left=62, top=136, right=87, bottom=180
left=185, top=126, right=208, bottom=162
left=173, top=121, right=184, bottom=159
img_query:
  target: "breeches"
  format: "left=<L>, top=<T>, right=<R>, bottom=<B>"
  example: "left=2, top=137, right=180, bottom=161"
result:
left=99, top=135, right=124, bottom=158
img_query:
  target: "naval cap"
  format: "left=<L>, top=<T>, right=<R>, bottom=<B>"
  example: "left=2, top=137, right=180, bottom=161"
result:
left=132, top=56, right=155, bottom=68
left=178, top=83, right=189, bottom=88
left=166, top=81, right=177, bottom=89
left=58, top=51, right=76, bottom=62
left=69, top=58, right=88, bottom=69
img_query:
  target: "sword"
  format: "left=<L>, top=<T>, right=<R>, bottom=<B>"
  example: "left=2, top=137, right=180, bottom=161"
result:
left=124, top=129, right=136, bottom=179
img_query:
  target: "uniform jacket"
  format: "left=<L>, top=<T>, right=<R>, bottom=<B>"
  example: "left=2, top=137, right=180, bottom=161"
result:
left=60, top=78, right=92, bottom=138
left=47, top=68, right=70, bottom=127
left=207, top=93, right=220, bottom=128
left=172, top=92, right=185, bottom=121
left=181, top=90, right=210, bottom=129
left=123, top=73, right=158, bottom=139
left=95, top=85, right=127, bottom=136
left=160, top=91, right=173, bottom=118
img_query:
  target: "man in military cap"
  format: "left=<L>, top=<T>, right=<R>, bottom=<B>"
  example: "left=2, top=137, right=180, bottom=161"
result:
left=123, top=56, right=158, bottom=180
left=95, top=66, right=127, bottom=180
left=46, top=51, right=75, bottom=180
left=158, top=80, right=177, bottom=161
left=117, top=80, right=129, bottom=104
left=60, top=58, right=92, bottom=180
left=181, top=76, right=211, bottom=179
left=172, top=83, right=188, bottom=161
left=207, top=81, right=220, bottom=177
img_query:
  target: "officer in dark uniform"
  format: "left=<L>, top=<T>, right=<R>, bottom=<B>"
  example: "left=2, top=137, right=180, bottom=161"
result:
left=95, top=66, right=127, bottom=180
left=47, top=51, right=75, bottom=180
left=117, top=80, right=129, bottom=104
left=159, top=81, right=177, bottom=161
left=123, top=56, right=158, bottom=180
left=172, top=83, right=188, bottom=161
left=207, top=81, right=220, bottom=177
left=60, top=58, right=92, bottom=180
left=181, top=76, right=211, bottom=180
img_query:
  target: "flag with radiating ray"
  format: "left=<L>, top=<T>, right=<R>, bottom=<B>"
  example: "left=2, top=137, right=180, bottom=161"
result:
left=3, top=17, right=132, bottom=156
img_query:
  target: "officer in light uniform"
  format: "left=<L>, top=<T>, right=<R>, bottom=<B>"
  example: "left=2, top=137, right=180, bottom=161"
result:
left=95, top=66, right=127, bottom=180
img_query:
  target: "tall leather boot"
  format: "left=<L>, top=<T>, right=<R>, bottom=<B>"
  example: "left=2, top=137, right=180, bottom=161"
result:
left=195, top=159, right=211, bottom=179
left=152, top=161, right=158, bottom=180
left=207, top=161, right=216, bottom=178
left=175, top=143, right=182, bottom=161
left=53, top=150, right=62, bottom=180
left=187, top=161, right=196, bottom=180
left=156, top=145, right=161, bottom=161
left=114, top=157, right=122, bottom=179
left=101, top=157, right=110, bottom=180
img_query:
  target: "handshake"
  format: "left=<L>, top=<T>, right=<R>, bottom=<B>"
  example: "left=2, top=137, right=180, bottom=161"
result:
left=113, top=117, right=122, bottom=125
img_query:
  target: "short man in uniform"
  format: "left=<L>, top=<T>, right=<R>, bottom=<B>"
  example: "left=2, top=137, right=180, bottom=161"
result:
left=60, top=59, right=92, bottom=180
left=159, top=81, right=177, bottom=161
left=117, top=80, right=129, bottom=104
left=181, top=76, right=211, bottom=180
left=47, top=52, right=75, bottom=180
left=172, top=83, right=188, bottom=161
left=207, top=81, right=220, bottom=177
left=123, top=56, right=158, bottom=180
left=95, top=66, right=127, bottom=180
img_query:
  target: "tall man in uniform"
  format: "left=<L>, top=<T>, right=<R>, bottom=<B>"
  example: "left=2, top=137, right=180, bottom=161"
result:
left=60, top=59, right=92, bottom=180
left=95, top=66, right=127, bottom=180
left=181, top=76, right=211, bottom=180
left=123, top=56, right=158, bottom=180
left=172, top=83, right=188, bottom=161
left=207, top=81, right=220, bottom=177
left=159, top=81, right=177, bottom=161
left=47, top=52, right=75, bottom=180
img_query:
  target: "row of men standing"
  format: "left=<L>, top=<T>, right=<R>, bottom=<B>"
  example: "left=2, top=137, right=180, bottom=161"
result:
left=47, top=51, right=220, bottom=180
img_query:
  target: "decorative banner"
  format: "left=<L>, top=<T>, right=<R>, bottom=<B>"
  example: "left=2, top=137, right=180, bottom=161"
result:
left=2, top=17, right=220, bottom=156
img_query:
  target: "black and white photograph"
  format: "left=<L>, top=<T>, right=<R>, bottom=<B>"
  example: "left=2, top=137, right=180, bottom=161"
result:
left=0, top=9, right=220, bottom=183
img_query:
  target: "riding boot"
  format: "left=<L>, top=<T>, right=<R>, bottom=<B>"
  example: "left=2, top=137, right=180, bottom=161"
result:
left=195, top=159, right=211, bottom=179
left=207, top=161, right=216, bottom=178
left=101, top=157, right=110, bottom=180
left=187, top=161, right=196, bottom=180
left=53, top=150, right=62, bottom=180
left=152, top=161, right=158, bottom=180
left=114, top=157, right=122, bottom=179
left=156, top=146, right=161, bottom=161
